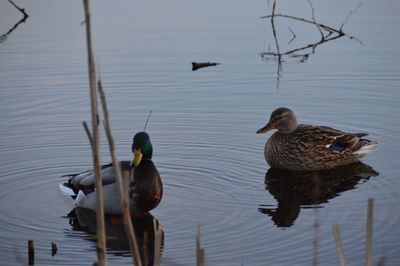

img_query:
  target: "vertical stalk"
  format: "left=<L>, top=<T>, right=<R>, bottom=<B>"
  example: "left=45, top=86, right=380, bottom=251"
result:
left=28, top=240, right=34, bottom=266
left=82, top=0, right=107, bottom=265
left=332, top=224, right=346, bottom=266
left=196, top=225, right=205, bottom=266
left=366, top=198, right=374, bottom=266
left=98, top=80, right=142, bottom=266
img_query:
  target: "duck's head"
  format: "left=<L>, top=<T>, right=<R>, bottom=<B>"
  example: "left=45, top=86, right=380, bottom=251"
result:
left=257, top=107, right=298, bottom=134
left=131, top=131, right=153, bottom=167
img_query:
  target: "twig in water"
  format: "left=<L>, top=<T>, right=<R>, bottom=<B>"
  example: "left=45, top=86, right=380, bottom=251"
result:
left=51, top=242, right=58, bottom=257
left=192, top=62, right=221, bottom=71
left=7, top=0, right=28, bottom=19
left=288, top=27, right=296, bottom=45
left=307, top=0, right=324, bottom=40
left=28, top=240, right=34, bottom=266
left=270, top=0, right=282, bottom=89
left=340, top=2, right=363, bottom=32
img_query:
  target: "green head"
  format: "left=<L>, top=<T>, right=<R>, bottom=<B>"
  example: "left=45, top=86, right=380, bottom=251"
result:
left=131, top=131, right=153, bottom=167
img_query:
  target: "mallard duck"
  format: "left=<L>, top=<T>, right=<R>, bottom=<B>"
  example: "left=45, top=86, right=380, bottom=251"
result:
left=59, top=132, right=163, bottom=216
left=256, top=107, right=377, bottom=171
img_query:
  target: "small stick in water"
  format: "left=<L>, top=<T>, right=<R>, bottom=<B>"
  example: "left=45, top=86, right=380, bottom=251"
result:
left=51, top=241, right=58, bottom=256
left=28, top=240, right=34, bottom=266
left=192, top=62, right=221, bottom=71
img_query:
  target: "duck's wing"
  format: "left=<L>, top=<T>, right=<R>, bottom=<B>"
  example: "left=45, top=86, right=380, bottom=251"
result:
left=60, top=161, right=132, bottom=196
left=311, top=125, right=372, bottom=154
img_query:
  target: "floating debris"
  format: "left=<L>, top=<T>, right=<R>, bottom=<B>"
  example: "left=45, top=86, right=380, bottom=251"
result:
left=192, top=62, right=221, bottom=71
left=51, top=241, right=58, bottom=256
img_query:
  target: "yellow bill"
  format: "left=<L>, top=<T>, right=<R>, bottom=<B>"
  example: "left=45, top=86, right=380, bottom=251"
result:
left=132, top=148, right=143, bottom=167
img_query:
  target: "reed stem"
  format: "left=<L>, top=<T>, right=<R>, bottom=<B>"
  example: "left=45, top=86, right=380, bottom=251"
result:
left=332, top=224, right=346, bottom=266
left=28, top=240, right=34, bottom=266
left=82, top=0, right=107, bottom=265
left=366, top=198, right=374, bottom=266
left=98, top=79, right=142, bottom=266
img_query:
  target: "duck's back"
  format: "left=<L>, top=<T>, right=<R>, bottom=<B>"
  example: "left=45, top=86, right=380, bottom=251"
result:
left=264, top=124, right=363, bottom=171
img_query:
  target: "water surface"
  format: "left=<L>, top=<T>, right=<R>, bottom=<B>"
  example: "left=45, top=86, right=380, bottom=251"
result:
left=1, top=0, right=399, bottom=265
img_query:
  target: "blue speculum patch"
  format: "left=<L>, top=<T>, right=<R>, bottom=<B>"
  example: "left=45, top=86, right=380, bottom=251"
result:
left=328, top=144, right=346, bottom=153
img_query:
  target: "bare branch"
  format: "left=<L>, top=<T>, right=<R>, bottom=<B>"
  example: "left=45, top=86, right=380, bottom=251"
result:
left=7, top=0, right=28, bottom=19
left=288, top=27, right=296, bottom=44
left=307, top=0, right=324, bottom=40
left=340, top=2, right=363, bottom=32
left=262, top=13, right=341, bottom=34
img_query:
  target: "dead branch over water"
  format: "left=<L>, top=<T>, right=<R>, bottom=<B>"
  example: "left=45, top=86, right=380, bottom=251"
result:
left=0, top=1, right=29, bottom=44
left=7, top=0, right=28, bottom=19
left=260, top=0, right=363, bottom=89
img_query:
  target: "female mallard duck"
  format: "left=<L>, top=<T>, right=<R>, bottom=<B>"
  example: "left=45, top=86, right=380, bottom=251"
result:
left=59, top=132, right=163, bottom=215
left=256, top=107, right=377, bottom=171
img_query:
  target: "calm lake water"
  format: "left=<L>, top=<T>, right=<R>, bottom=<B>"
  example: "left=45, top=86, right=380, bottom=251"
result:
left=1, top=0, right=399, bottom=265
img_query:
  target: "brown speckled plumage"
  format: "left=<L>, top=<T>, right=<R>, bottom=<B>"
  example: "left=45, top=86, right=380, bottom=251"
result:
left=257, top=108, right=377, bottom=171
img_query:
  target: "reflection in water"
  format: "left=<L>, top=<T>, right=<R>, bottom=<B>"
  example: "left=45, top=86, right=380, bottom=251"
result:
left=0, top=1, right=29, bottom=44
left=67, top=207, right=163, bottom=264
left=0, top=16, right=28, bottom=44
left=259, top=162, right=379, bottom=227
left=260, top=0, right=362, bottom=88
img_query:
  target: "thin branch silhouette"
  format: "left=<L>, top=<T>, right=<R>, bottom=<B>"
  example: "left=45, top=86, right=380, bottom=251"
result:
left=0, top=17, right=27, bottom=44
left=8, top=0, right=28, bottom=19
left=1, top=1, right=29, bottom=44
left=340, top=2, right=363, bottom=32
left=288, top=27, right=296, bottom=45
left=307, top=0, right=324, bottom=40
left=260, top=0, right=363, bottom=88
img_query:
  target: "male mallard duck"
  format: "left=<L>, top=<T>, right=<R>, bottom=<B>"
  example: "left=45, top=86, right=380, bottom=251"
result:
left=59, top=132, right=163, bottom=215
left=256, top=107, right=377, bottom=171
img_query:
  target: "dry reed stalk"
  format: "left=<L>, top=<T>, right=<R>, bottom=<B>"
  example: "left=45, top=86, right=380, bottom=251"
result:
left=366, top=198, right=374, bottom=266
left=97, top=80, right=142, bottom=266
left=332, top=224, right=346, bottom=266
left=28, top=240, right=34, bottom=266
left=196, top=225, right=205, bottom=266
left=82, top=0, right=107, bottom=265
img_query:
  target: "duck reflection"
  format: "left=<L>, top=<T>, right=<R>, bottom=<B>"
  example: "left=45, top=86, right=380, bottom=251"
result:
left=68, top=207, right=163, bottom=264
left=259, top=162, right=378, bottom=227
